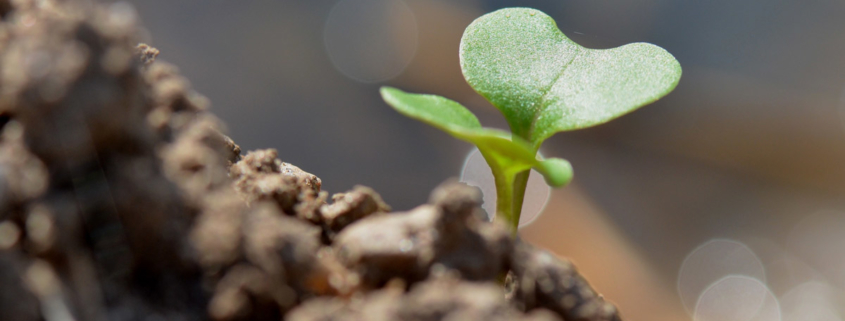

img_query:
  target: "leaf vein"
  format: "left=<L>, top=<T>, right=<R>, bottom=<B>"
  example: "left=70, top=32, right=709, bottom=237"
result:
left=528, top=48, right=584, bottom=146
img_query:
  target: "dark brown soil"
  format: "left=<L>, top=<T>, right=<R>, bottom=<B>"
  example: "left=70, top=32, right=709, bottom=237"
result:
left=0, top=1, right=620, bottom=320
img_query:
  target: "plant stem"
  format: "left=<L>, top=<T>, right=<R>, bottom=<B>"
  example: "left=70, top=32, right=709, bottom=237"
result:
left=510, top=169, right=531, bottom=233
left=493, top=168, right=516, bottom=233
left=482, top=151, right=532, bottom=235
left=506, top=128, right=535, bottom=235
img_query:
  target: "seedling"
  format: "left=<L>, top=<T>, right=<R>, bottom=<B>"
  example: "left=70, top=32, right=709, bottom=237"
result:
left=381, top=8, right=681, bottom=234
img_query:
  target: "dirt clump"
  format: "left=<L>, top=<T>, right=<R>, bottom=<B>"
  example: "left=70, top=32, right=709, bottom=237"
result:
left=332, top=180, right=510, bottom=289
left=508, top=242, right=621, bottom=321
left=0, top=1, right=622, bottom=321
left=287, top=275, right=563, bottom=321
left=321, top=185, right=390, bottom=241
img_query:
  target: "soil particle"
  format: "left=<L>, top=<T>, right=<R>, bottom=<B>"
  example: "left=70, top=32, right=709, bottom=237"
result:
left=135, top=43, right=159, bottom=66
left=321, top=185, right=391, bottom=240
left=285, top=286, right=403, bottom=321
left=334, top=204, right=439, bottom=288
left=230, top=149, right=322, bottom=215
left=294, top=188, right=328, bottom=225
left=286, top=275, right=563, bottom=321
left=0, top=220, right=21, bottom=249
left=333, top=180, right=510, bottom=288
left=509, top=241, right=622, bottom=321
left=208, top=262, right=295, bottom=321
left=189, top=190, right=246, bottom=269
left=241, top=202, right=322, bottom=294
left=397, top=276, right=562, bottom=321
left=428, top=180, right=511, bottom=282
left=0, top=121, right=48, bottom=214
left=161, top=115, right=240, bottom=203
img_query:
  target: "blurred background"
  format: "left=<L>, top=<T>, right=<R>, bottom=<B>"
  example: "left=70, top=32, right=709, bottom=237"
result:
left=125, top=0, right=845, bottom=320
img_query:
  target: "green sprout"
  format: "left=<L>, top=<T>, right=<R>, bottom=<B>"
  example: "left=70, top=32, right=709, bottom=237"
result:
left=381, top=7, right=681, bottom=234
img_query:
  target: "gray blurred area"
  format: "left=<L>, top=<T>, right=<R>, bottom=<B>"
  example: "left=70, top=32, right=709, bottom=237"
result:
left=126, top=0, right=845, bottom=319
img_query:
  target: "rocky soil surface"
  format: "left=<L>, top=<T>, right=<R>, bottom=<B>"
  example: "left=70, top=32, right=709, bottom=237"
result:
left=0, top=1, right=621, bottom=320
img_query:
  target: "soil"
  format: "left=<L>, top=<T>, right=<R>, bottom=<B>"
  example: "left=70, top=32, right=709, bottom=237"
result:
left=0, top=1, right=621, bottom=320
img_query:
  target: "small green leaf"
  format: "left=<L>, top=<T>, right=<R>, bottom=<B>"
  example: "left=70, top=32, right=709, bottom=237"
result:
left=380, top=87, right=481, bottom=133
left=380, top=87, right=570, bottom=185
left=460, top=8, right=682, bottom=147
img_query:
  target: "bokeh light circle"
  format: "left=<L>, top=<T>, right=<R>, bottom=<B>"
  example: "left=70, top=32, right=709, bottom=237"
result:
left=678, top=239, right=767, bottom=314
left=323, top=0, right=418, bottom=83
left=786, top=210, right=845, bottom=289
left=694, top=275, right=780, bottom=321
left=780, top=282, right=843, bottom=321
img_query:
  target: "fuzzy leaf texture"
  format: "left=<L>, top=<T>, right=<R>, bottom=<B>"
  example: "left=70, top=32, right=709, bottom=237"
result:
left=459, top=7, right=682, bottom=148
left=380, top=87, right=572, bottom=187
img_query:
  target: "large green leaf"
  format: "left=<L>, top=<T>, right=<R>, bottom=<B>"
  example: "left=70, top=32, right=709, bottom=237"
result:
left=460, top=7, right=682, bottom=147
left=380, top=87, right=572, bottom=187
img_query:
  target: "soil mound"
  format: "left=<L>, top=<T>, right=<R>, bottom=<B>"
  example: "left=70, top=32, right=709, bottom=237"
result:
left=0, top=1, right=619, bottom=320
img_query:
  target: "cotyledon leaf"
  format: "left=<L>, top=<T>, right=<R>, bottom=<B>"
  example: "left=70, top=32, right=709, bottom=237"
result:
left=460, top=7, right=682, bottom=148
left=380, top=87, right=572, bottom=187
left=380, top=86, right=481, bottom=134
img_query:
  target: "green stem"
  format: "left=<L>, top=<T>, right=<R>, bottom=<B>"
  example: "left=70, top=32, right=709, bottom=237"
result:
left=493, top=168, right=516, bottom=232
left=480, top=141, right=536, bottom=235
left=480, top=149, right=520, bottom=234
left=490, top=168, right=531, bottom=236
left=507, top=129, right=536, bottom=235
left=510, top=170, right=531, bottom=234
